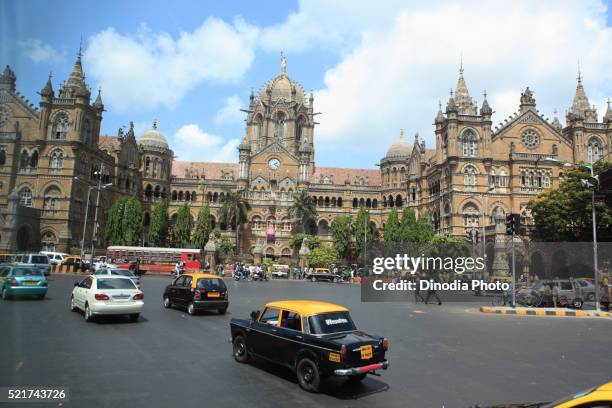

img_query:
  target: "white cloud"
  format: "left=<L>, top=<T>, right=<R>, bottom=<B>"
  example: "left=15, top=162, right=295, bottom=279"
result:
left=85, top=17, right=259, bottom=112
left=214, top=95, right=244, bottom=126
left=301, top=0, right=612, bottom=157
left=173, top=123, right=239, bottom=162
left=18, top=39, right=64, bottom=63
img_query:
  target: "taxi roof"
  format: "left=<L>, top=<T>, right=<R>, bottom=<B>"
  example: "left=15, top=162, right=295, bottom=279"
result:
left=265, top=300, right=348, bottom=316
left=597, top=382, right=612, bottom=391
left=182, top=272, right=222, bottom=280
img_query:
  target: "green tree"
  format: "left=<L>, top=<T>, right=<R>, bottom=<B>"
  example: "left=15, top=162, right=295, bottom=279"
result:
left=217, top=236, right=235, bottom=258
left=289, top=233, right=321, bottom=251
left=399, top=208, right=418, bottom=242
left=148, top=201, right=169, bottom=247
left=529, top=160, right=612, bottom=241
left=307, top=246, right=340, bottom=268
left=384, top=209, right=401, bottom=244
left=354, top=206, right=372, bottom=264
left=287, top=189, right=317, bottom=233
left=105, top=197, right=127, bottom=245
left=331, top=215, right=353, bottom=259
left=415, top=213, right=435, bottom=243
left=121, top=198, right=144, bottom=246
left=173, top=203, right=193, bottom=247
left=219, top=189, right=250, bottom=254
left=192, top=204, right=212, bottom=249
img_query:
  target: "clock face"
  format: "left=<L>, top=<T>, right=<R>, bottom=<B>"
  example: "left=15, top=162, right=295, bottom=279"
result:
left=268, top=158, right=280, bottom=170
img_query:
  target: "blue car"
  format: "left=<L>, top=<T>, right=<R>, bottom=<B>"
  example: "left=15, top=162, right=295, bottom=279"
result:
left=0, top=264, right=48, bottom=300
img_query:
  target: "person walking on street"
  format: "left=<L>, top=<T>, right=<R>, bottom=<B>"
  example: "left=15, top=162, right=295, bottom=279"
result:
left=424, top=273, right=442, bottom=305
left=414, top=273, right=425, bottom=303
left=174, top=261, right=181, bottom=278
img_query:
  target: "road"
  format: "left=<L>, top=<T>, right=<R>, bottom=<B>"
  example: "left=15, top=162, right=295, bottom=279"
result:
left=0, top=274, right=610, bottom=408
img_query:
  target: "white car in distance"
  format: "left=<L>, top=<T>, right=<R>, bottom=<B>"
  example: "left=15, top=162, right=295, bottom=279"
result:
left=94, top=268, right=140, bottom=288
left=71, top=275, right=144, bottom=322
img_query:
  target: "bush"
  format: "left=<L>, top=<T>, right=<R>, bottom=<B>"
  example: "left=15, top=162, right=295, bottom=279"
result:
left=307, top=246, right=340, bottom=268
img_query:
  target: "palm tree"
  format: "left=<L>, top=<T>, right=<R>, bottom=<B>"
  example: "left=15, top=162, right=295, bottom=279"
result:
left=287, top=189, right=317, bottom=233
left=219, top=189, right=251, bottom=255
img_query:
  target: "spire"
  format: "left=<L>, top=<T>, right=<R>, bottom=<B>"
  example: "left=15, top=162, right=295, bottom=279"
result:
left=435, top=100, right=445, bottom=123
left=568, top=70, right=597, bottom=122
left=604, top=99, right=612, bottom=123
left=280, top=51, right=287, bottom=75
left=446, top=89, right=457, bottom=113
left=552, top=108, right=562, bottom=129
left=480, top=90, right=492, bottom=116
left=0, top=65, right=16, bottom=92
left=40, top=72, right=54, bottom=98
left=152, top=118, right=158, bottom=130
left=61, top=46, right=90, bottom=98
left=454, top=62, right=476, bottom=115
left=94, top=87, right=104, bottom=109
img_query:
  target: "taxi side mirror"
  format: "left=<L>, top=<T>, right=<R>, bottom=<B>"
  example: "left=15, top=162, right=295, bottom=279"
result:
left=250, top=310, right=259, bottom=321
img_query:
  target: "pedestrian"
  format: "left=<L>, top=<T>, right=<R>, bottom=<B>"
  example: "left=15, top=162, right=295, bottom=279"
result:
left=174, top=261, right=181, bottom=278
left=424, top=274, right=442, bottom=305
left=414, top=273, right=425, bottom=303
left=135, top=258, right=140, bottom=275
left=552, top=277, right=560, bottom=308
left=350, top=267, right=355, bottom=284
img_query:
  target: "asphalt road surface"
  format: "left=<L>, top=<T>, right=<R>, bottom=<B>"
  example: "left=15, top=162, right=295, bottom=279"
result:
left=1, top=274, right=610, bottom=408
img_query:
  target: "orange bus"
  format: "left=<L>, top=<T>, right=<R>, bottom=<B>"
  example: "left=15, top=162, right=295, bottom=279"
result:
left=106, top=246, right=202, bottom=274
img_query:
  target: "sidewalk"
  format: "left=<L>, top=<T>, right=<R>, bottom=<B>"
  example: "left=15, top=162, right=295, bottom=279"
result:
left=480, top=306, right=612, bottom=318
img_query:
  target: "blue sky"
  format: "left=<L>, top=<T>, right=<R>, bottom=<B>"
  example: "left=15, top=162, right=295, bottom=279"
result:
left=2, top=0, right=612, bottom=168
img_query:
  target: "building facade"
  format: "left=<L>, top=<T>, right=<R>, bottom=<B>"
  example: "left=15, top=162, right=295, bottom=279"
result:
left=1, top=53, right=611, bottom=274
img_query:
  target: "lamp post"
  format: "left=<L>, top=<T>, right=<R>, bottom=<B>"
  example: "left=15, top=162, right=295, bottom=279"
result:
left=90, top=169, right=112, bottom=261
left=481, top=184, right=495, bottom=280
left=74, top=177, right=94, bottom=262
left=542, top=157, right=600, bottom=310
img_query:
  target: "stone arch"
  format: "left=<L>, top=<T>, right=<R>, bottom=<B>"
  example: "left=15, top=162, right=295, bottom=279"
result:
left=395, top=195, right=403, bottom=207
left=459, top=127, right=479, bottom=157
left=587, top=134, right=604, bottom=163
left=18, top=185, right=34, bottom=207
left=41, top=229, right=58, bottom=252
left=461, top=201, right=480, bottom=227
left=43, top=184, right=62, bottom=212
left=191, top=191, right=197, bottom=202
left=172, top=190, right=178, bottom=201
left=51, top=111, right=69, bottom=140
left=178, top=191, right=184, bottom=201
left=317, top=219, right=330, bottom=236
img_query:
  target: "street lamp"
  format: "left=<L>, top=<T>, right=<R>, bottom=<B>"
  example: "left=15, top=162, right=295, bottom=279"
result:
left=90, top=172, right=113, bottom=261
left=74, top=177, right=94, bottom=261
left=542, top=157, right=600, bottom=310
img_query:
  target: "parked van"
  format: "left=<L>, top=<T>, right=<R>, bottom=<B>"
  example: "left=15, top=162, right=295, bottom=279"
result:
left=40, top=251, right=68, bottom=266
left=12, top=253, right=51, bottom=276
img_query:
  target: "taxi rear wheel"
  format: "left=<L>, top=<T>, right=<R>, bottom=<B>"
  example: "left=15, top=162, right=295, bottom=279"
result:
left=296, top=358, right=321, bottom=393
left=187, top=302, right=196, bottom=315
left=233, top=335, right=250, bottom=363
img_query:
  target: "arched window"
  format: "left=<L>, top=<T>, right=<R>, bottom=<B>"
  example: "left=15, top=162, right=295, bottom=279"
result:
left=171, top=190, right=177, bottom=201
left=463, top=165, right=477, bottom=188
left=274, top=112, right=285, bottom=140
left=0, top=150, right=6, bottom=166
left=43, top=186, right=61, bottom=212
left=191, top=191, right=197, bottom=202
left=462, top=129, right=478, bottom=157
left=587, top=136, right=604, bottom=164
left=184, top=191, right=190, bottom=201
left=19, top=187, right=33, bottom=207
left=281, top=217, right=292, bottom=232
left=145, top=184, right=153, bottom=199
left=395, top=195, right=403, bottom=207
left=82, top=119, right=92, bottom=145
left=295, top=115, right=306, bottom=142
left=253, top=114, right=263, bottom=142
left=19, top=150, right=29, bottom=169
left=52, top=112, right=69, bottom=140
left=462, top=202, right=480, bottom=227
left=49, top=150, right=64, bottom=170
left=41, top=231, right=57, bottom=251
left=252, top=215, right=262, bottom=230
left=317, top=219, right=329, bottom=236
left=145, top=157, right=150, bottom=176
left=498, top=169, right=507, bottom=187
left=28, top=150, right=38, bottom=168
left=178, top=191, right=184, bottom=201
left=153, top=158, right=159, bottom=178
left=154, top=185, right=161, bottom=198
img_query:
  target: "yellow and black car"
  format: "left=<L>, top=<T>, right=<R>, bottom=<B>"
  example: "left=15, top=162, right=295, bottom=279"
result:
left=163, top=273, right=228, bottom=315
left=230, top=300, right=389, bottom=392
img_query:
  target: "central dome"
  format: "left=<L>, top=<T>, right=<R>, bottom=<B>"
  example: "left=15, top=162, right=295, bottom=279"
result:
left=259, top=54, right=305, bottom=103
left=139, top=120, right=169, bottom=149
left=385, top=131, right=413, bottom=158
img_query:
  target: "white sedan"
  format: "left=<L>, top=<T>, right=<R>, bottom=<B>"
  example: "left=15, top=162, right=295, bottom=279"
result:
left=71, top=275, right=144, bottom=322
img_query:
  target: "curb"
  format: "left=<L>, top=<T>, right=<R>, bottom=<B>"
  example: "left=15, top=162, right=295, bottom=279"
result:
left=480, top=306, right=612, bottom=318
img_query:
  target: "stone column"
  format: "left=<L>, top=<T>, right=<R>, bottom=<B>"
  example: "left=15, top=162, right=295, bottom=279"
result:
left=203, top=233, right=217, bottom=273
left=491, top=212, right=509, bottom=277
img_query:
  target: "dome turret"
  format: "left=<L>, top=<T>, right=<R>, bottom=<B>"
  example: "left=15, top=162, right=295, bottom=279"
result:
left=385, top=129, right=413, bottom=159
left=139, top=119, right=169, bottom=149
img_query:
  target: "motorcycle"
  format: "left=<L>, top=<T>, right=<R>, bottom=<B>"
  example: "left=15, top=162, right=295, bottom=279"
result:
left=252, top=270, right=268, bottom=282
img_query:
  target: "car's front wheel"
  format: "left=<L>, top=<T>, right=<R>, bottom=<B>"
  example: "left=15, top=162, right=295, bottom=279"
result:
left=233, top=335, right=250, bottom=363
left=296, top=358, right=321, bottom=393
left=163, top=296, right=172, bottom=308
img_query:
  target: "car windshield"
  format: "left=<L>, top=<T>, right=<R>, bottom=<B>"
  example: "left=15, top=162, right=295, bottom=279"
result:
left=13, top=268, right=43, bottom=277
left=97, top=278, right=137, bottom=290
left=197, top=278, right=226, bottom=291
left=308, top=312, right=357, bottom=334
left=31, top=255, right=49, bottom=264
left=109, top=269, right=134, bottom=277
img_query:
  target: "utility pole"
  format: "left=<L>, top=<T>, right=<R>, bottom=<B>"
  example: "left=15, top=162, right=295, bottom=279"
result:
left=511, top=228, right=516, bottom=308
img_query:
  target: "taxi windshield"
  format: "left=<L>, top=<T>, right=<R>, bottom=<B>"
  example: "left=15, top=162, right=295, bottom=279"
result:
left=197, top=278, right=226, bottom=291
left=308, top=312, right=356, bottom=334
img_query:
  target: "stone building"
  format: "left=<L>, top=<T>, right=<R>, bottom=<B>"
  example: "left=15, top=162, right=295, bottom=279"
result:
left=1, top=53, right=610, bottom=277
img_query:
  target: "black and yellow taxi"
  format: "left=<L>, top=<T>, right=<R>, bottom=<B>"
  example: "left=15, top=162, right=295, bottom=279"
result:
left=230, top=300, right=389, bottom=392
left=163, top=273, right=228, bottom=315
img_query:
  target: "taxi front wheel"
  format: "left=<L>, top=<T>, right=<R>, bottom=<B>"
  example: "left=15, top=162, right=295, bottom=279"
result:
left=296, top=358, right=321, bottom=393
left=233, top=335, right=250, bottom=363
